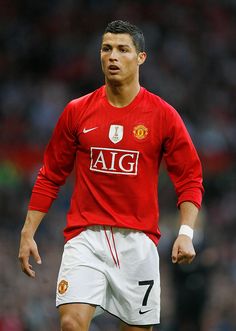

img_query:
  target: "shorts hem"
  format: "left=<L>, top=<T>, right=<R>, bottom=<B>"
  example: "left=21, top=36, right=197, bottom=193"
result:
left=100, top=306, right=160, bottom=326
left=56, top=301, right=100, bottom=309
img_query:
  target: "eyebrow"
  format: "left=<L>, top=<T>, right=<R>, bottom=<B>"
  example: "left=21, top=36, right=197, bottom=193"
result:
left=101, top=43, right=131, bottom=48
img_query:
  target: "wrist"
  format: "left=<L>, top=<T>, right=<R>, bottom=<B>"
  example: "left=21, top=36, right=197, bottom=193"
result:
left=21, top=228, right=35, bottom=238
left=178, top=224, right=194, bottom=240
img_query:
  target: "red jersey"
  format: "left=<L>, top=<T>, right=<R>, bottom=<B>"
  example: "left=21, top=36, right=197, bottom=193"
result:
left=29, top=86, right=204, bottom=244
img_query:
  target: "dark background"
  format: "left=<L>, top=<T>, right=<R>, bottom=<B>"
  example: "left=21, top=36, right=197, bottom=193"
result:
left=0, top=0, right=235, bottom=330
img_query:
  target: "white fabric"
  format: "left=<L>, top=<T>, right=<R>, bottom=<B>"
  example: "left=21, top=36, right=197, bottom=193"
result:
left=178, top=224, right=194, bottom=239
left=56, top=226, right=160, bottom=325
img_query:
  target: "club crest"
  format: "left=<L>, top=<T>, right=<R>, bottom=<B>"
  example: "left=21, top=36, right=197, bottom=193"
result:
left=133, top=124, right=148, bottom=140
left=109, top=125, right=123, bottom=144
left=58, top=279, right=68, bottom=294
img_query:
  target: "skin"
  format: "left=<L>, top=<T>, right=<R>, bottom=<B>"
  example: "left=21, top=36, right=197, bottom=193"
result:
left=18, top=32, right=199, bottom=331
left=100, top=32, right=146, bottom=107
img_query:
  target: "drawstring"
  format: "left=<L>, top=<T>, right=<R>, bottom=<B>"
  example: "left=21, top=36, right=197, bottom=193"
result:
left=103, top=226, right=120, bottom=268
left=111, top=227, right=120, bottom=268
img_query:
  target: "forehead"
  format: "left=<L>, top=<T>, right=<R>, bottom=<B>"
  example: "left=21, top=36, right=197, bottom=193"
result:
left=102, top=32, right=135, bottom=48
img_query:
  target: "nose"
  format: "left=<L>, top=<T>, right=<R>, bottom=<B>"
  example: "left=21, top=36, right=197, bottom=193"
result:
left=109, top=49, right=118, bottom=61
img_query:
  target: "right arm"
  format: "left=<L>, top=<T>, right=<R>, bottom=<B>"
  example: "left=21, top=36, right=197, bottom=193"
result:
left=18, top=210, right=45, bottom=277
left=29, top=101, right=78, bottom=213
left=19, top=102, right=78, bottom=277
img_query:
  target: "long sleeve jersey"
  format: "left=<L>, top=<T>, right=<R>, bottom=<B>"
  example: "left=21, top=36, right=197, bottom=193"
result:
left=29, top=86, right=204, bottom=244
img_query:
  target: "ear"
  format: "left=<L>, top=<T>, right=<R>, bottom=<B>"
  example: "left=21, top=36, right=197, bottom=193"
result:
left=137, top=52, right=147, bottom=66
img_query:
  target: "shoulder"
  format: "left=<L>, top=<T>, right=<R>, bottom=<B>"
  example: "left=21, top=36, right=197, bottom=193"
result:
left=143, top=88, right=174, bottom=110
left=143, top=88, right=180, bottom=120
left=59, top=86, right=104, bottom=131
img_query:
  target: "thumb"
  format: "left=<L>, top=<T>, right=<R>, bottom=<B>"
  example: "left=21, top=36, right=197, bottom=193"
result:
left=171, top=242, right=178, bottom=264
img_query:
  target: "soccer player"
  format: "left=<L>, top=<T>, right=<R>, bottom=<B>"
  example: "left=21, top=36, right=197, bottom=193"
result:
left=18, top=20, right=204, bottom=331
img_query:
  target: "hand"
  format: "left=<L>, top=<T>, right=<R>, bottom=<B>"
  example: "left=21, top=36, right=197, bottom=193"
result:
left=18, top=233, right=42, bottom=277
left=171, top=235, right=196, bottom=264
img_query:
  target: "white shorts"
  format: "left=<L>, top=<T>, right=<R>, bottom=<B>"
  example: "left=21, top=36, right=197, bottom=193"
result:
left=56, top=226, right=160, bottom=326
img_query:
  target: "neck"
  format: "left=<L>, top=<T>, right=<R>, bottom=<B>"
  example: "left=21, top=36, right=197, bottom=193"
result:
left=105, top=78, right=140, bottom=108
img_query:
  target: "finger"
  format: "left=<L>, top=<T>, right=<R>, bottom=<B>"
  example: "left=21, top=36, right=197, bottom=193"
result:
left=19, top=256, right=36, bottom=277
left=178, top=256, right=189, bottom=264
left=177, top=253, right=195, bottom=264
left=32, top=247, right=42, bottom=265
left=23, top=264, right=36, bottom=278
left=33, top=252, right=42, bottom=265
left=187, top=254, right=196, bottom=264
left=171, top=244, right=178, bottom=264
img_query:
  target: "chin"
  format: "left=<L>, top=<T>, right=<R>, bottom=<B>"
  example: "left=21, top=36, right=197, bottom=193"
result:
left=107, top=76, right=123, bottom=85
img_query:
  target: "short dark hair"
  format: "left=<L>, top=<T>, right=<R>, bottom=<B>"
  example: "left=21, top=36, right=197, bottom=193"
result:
left=104, top=20, right=145, bottom=53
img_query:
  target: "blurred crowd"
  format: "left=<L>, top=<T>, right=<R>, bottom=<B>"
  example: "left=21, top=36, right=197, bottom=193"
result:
left=0, top=0, right=236, bottom=330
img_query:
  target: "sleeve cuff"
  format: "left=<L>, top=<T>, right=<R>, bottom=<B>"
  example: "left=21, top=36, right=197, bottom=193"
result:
left=28, top=192, right=55, bottom=213
left=177, top=189, right=203, bottom=210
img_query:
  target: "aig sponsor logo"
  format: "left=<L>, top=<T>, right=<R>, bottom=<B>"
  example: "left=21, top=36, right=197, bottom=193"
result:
left=90, top=147, right=139, bottom=175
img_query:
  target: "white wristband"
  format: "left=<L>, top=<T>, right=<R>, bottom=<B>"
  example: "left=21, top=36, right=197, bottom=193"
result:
left=178, top=225, right=194, bottom=240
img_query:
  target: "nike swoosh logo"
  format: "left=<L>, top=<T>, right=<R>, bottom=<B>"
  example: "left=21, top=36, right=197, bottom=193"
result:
left=83, top=127, right=98, bottom=134
left=139, top=308, right=152, bottom=315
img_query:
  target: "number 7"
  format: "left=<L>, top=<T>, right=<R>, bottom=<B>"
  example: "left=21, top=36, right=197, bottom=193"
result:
left=138, top=280, right=154, bottom=306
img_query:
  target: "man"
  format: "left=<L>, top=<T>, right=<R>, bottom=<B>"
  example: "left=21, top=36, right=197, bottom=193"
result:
left=18, top=20, right=204, bottom=331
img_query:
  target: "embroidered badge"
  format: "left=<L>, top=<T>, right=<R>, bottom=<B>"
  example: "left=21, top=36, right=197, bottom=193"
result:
left=109, top=125, right=124, bottom=144
left=58, top=280, right=69, bottom=294
left=133, top=125, right=148, bottom=140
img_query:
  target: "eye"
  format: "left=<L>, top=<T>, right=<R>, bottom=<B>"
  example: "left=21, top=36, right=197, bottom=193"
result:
left=101, top=46, right=110, bottom=52
left=120, top=48, right=128, bottom=53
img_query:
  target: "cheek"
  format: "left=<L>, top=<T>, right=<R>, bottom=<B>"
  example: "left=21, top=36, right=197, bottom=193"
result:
left=100, top=57, right=106, bottom=70
left=126, top=59, right=138, bottom=71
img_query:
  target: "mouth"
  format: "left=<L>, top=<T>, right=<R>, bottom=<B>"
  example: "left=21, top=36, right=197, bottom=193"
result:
left=108, top=65, right=120, bottom=73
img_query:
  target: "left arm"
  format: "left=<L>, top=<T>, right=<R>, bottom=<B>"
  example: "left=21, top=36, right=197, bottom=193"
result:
left=162, top=104, right=204, bottom=264
left=171, top=201, right=198, bottom=264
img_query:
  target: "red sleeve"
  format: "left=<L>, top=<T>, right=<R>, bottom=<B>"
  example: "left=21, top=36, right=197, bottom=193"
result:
left=162, top=104, right=204, bottom=209
left=29, top=101, right=78, bottom=212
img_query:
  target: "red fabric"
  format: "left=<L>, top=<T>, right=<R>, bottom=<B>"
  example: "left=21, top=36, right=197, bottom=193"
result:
left=29, top=86, right=204, bottom=244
